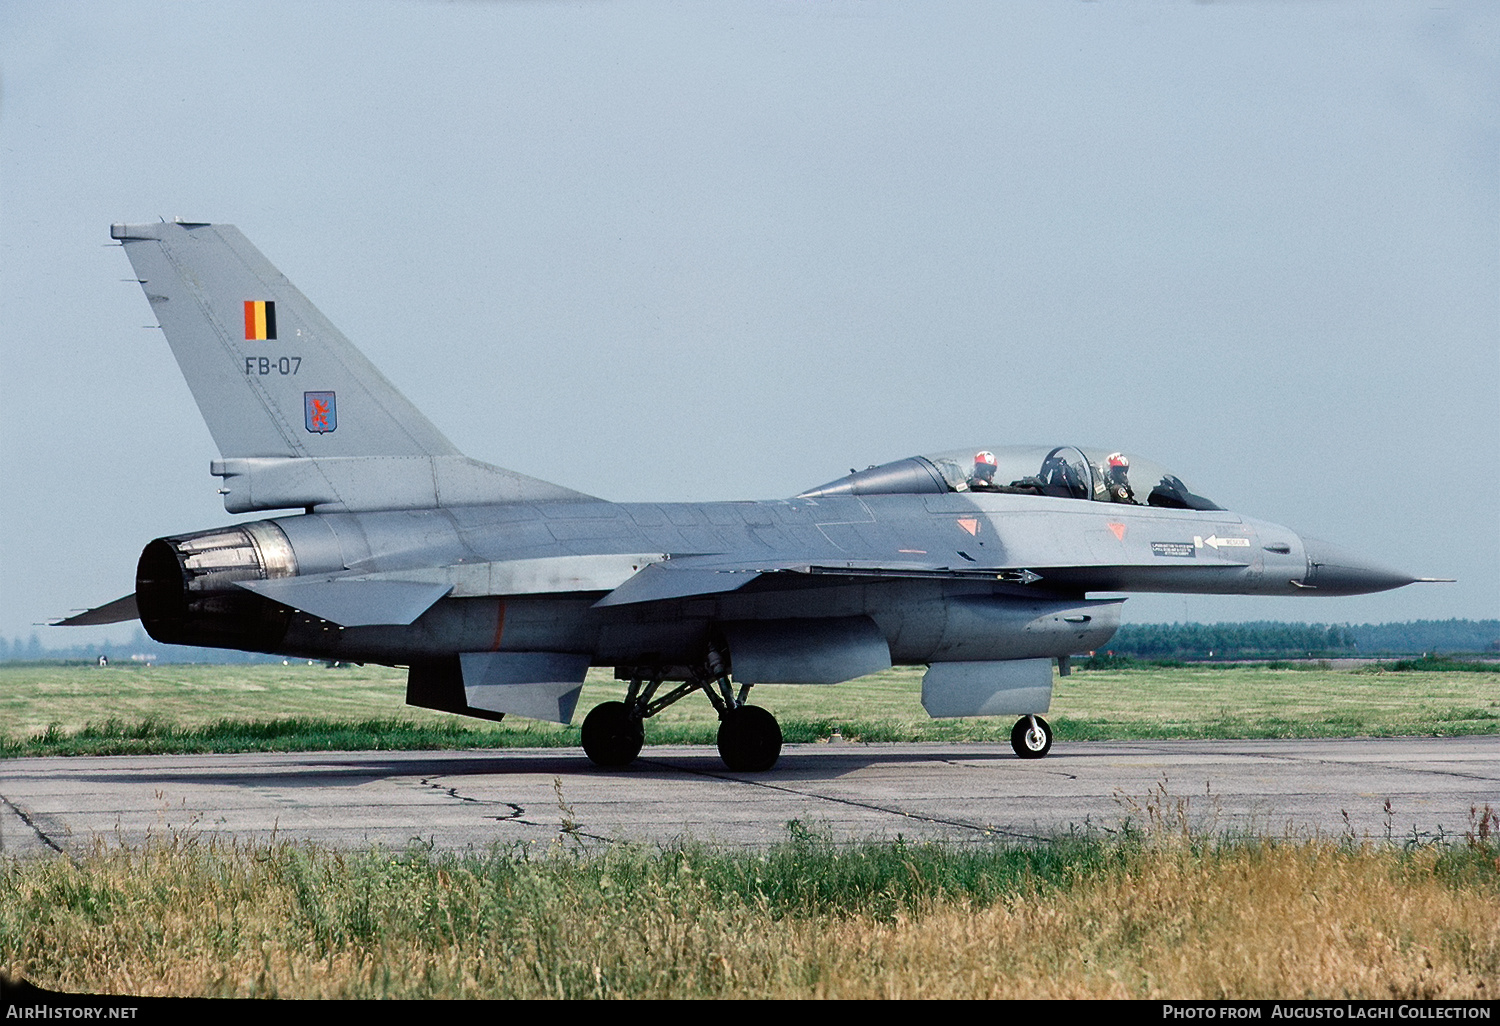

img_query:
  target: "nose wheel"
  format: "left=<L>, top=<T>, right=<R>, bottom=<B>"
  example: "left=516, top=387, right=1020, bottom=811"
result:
left=1011, top=715, right=1053, bottom=759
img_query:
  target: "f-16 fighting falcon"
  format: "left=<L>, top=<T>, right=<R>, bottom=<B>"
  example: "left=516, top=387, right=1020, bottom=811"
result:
left=59, top=221, right=1436, bottom=771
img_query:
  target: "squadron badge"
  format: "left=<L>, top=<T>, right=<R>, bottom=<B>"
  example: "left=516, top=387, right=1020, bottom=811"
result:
left=304, top=391, right=336, bottom=433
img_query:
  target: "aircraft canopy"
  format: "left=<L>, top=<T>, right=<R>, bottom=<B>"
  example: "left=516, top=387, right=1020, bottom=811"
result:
left=798, top=445, right=1222, bottom=510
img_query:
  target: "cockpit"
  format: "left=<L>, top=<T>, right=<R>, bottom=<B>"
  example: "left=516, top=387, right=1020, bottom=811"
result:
left=797, top=445, right=1222, bottom=510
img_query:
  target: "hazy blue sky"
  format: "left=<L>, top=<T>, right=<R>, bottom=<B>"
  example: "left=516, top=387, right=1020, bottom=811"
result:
left=2, top=1, right=1496, bottom=646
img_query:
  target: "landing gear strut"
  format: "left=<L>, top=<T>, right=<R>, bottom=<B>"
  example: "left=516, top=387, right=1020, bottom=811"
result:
left=580, top=652, right=784, bottom=772
left=1010, top=715, right=1053, bottom=759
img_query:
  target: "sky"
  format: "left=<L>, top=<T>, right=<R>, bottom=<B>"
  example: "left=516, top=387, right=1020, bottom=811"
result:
left=2, top=0, right=1496, bottom=647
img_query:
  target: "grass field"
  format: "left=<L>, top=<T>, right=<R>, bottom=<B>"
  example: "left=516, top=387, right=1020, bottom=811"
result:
left=2, top=824, right=1496, bottom=999
left=3, top=663, right=1497, bottom=999
left=1, top=660, right=1496, bottom=757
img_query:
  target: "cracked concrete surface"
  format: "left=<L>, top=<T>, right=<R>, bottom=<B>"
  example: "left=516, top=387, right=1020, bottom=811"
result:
left=1, top=737, right=1496, bottom=856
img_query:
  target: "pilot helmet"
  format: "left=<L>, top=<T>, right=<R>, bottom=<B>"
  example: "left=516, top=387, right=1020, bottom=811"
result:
left=973, top=450, right=998, bottom=483
left=1106, top=452, right=1129, bottom=474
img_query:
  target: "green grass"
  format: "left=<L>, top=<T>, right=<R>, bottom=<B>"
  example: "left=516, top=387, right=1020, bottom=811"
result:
left=1356, top=654, right=1500, bottom=673
left=2, top=825, right=1496, bottom=998
left=2, top=661, right=1496, bottom=757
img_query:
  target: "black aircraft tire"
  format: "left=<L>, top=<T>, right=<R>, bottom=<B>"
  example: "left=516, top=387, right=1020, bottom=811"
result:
left=1010, top=715, right=1053, bottom=759
left=581, top=701, right=644, bottom=768
left=717, top=705, right=783, bottom=772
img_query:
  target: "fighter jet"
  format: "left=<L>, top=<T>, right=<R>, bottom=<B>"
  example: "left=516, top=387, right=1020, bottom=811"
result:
left=60, top=221, right=1432, bottom=771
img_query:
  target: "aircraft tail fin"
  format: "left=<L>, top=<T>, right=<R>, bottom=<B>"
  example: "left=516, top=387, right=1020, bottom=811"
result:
left=112, top=221, right=589, bottom=512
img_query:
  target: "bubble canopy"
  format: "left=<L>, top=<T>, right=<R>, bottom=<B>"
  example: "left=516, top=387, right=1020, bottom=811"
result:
left=797, top=445, right=1222, bottom=511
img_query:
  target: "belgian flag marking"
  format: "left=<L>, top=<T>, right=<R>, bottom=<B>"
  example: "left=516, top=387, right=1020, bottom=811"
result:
left=243, top=300, right=277, bottom=341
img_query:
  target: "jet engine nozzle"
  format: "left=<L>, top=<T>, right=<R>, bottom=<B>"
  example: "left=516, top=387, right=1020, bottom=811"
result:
left=1299, top=537, right=1417, bottom=596
left=135, top=521, right=298, bottom=649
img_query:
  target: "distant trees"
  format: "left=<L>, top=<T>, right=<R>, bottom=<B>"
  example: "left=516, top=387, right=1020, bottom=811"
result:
left=1345, top=619, right=1500, bottom=655
left=1103, top=619, right=1500, bottom=660
left=0, top=628, right=283, bottom=664
left=6, top=620, right=1498, bottom=664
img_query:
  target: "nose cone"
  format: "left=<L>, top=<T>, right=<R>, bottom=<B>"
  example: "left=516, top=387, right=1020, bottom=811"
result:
left=1299, top=537, right=1418, bottom=595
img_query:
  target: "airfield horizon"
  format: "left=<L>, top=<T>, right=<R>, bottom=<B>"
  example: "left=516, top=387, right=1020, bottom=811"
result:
left=2, top=661, right=1495, bottom=758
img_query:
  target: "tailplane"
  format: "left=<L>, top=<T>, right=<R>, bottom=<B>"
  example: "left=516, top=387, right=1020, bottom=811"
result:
left=112, top=221, right=588, bottom=511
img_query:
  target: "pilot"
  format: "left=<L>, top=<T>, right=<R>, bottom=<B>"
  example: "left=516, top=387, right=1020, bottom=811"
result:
left=970, top=450, right=1001, bottom=491
left=1103, top=452, right=1136, bottom=503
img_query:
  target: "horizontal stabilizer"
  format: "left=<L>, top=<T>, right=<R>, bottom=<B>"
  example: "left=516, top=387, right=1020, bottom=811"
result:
left=53, top=594, right=139, bottom=626
left=459, top=651, right=590, bottom=723
left=234, top=577, right=451, bottom=626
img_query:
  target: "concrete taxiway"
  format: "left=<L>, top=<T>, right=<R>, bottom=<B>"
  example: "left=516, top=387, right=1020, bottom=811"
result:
left=3, top=737, right=1496, bottom=857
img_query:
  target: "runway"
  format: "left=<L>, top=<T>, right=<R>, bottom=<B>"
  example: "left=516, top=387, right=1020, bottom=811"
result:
left=3, top=736, right=1496, bottom=856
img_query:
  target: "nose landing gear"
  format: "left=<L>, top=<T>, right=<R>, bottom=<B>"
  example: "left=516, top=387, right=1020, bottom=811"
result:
left=1010, top=715, right=1053, bottom=759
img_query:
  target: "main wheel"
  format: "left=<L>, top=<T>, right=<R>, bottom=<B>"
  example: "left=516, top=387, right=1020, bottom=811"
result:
left=717, top=705, right=783, bottom=772
left=1010, top=715, right=1053, bottom=759
left=581, top=701, right=644, bottom=767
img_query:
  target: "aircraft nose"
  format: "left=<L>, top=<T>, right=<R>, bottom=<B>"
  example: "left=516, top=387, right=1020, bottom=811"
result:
left=1298, top=537, right=1417, bottom=595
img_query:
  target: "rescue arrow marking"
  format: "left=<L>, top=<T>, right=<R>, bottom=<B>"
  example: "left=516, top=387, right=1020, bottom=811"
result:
left=1195, top=535, right=1251, bottom=549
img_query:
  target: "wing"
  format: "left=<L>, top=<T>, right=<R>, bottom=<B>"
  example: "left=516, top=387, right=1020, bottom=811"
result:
left=591, top=553, right=1248, bottom=607
left=591, top=556, right=1045, bottom=608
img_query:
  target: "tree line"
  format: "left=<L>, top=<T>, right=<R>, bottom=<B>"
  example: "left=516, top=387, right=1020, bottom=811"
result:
left=1101, top=619, right=1500, bottom=659
left=5, top=619, right=1497, bottom=664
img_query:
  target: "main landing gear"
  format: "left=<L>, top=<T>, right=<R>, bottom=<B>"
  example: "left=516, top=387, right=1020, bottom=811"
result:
left=579, top=701, right=644, bottom=768
left=717, top=704, right=783, bottom=772
left=580, top=651, right=783, bottom=772
left=1010, top=715, right=1053, bottom=759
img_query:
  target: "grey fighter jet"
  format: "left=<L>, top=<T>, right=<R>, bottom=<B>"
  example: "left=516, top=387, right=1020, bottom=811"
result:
left=60, top=221, right=1432, bottom=771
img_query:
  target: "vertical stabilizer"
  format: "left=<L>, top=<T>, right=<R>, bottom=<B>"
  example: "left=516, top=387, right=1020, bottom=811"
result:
left=113, top=221, right=457, bottom=459
left=111, top=221, right=590, bottom=511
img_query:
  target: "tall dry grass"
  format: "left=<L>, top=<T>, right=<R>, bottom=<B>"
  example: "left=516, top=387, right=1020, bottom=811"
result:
left=794, top=843, right=1500, bottom=999
left=3, top=818, right=1497, bottom=999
